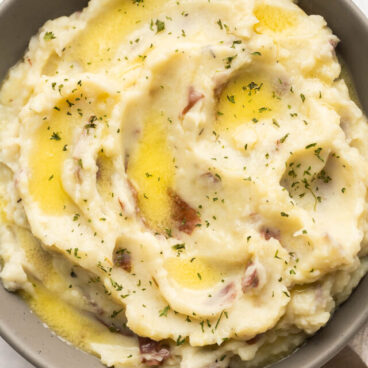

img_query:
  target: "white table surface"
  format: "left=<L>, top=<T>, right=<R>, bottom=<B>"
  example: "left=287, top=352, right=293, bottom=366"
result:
left=0, top=0, right=367, bottom=367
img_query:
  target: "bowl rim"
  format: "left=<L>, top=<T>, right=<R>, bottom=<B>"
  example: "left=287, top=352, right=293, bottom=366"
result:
left=0, top=0, right=368, bottom=367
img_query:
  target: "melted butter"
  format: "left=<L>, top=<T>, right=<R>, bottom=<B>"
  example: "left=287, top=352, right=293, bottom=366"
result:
left=16, top=227, right=54, bottom=281
left=28, top=103, right=74, bottom=215
left=21, top=281, right=126, bottom=355
left=127, top=112, right=174, bottom=231
left=16, top=226, right=130, bottom=355
left=63, top=0, right=168, bottom=72
left=254, top=4, right=299, bottom=33
left=96, top=153, right=115, bottom=201
left=216, top=72, right=280, bottom=132
left=28, top=88, right=114, bottom=215
left=15, top=226, right=68, bottom=291
left=164, top=257, right=221, bottom=290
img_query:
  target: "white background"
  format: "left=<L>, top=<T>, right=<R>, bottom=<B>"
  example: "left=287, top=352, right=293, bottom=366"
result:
left=355, top=0, right=368, bottom=15
left=0, top=0, right=367, bottom=367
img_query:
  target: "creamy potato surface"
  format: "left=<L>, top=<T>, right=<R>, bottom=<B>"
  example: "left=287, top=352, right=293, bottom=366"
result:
left=1, top=0, right=368, bottom=367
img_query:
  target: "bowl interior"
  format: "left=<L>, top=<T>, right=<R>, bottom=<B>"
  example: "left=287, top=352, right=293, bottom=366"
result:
left=0, top=0, right=367, bottom=367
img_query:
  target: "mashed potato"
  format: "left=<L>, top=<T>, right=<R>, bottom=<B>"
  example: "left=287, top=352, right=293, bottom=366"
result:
left=1, top=0, right=368, bottom=367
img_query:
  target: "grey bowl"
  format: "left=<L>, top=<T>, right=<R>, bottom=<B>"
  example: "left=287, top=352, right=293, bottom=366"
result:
left=0, top=0, right=367, bottom=367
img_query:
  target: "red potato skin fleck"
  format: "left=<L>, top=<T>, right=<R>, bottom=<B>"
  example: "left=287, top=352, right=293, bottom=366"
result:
left=242, top=269, right=259, bottom=292
left=113, top=250, right=132, bottom=273
left=273, top=77, right=290, bottom=96
left=200, top=172, right=221, bottom=184
left=181, top=86, right=204, bottom=116
left=127, top=179, right=140, bottom=212
left=212, top=282, right=237, bottom=306
left=73, top=158, right=82, bottom=183
left=329, top=38, right=338, bottom=48
left=260, top=227, right=280, bottom=241
left=219, top=282, right=236, bottom=298
left=118, top=198, right=125, bottom=211
left=138, top=337, right=170, bottom=366
left=213, top=72, right=229, bottom=99
left=127, top=179, right=151, bottom=228
left=242, top=263, right=259, bottom=293
left=169, top=190, right=201, bottom=234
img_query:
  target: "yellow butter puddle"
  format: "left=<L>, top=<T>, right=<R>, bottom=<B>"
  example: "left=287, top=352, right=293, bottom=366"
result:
left=164, top=257, right=221, bottom=290
left=59, top=0, right=169, bottom=73
left=254, top=3, right=299, bottom=34
left=16, top=226, right=55, bottom=284
left=28, top=105, right=74, bottom=215
left=21, top=282, right=130, bottom=355
left=216, top=71, right=280, bottom=132
left=127, top=111, right=175, bottom=232
left=96, top=153, right=115, bottom=202
left=28, top=85, right=114, bottom=215
left=15, top=225, right=134, bottom=355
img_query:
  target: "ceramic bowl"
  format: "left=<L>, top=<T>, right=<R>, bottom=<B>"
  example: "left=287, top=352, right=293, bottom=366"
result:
left=0, top=0, right=367, bottom=367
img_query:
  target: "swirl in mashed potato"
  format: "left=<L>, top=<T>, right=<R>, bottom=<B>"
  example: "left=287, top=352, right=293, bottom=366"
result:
left=0, top=0, right=368, bottom=367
